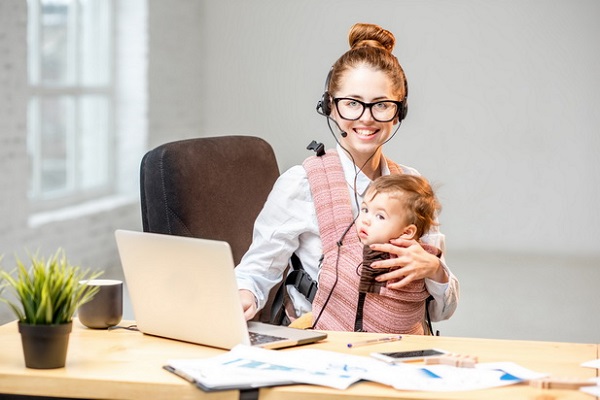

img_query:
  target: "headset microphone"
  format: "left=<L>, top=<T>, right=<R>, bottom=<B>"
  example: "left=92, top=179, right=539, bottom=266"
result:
left=340, top=131, right=347, bottom=138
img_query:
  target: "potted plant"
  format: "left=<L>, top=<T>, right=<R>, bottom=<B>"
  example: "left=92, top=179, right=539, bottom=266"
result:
left=0, top=249, right=102, bottom=369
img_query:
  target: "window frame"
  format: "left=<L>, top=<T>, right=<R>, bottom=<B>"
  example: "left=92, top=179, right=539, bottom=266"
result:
left=27, top=0, right=116, bottom=211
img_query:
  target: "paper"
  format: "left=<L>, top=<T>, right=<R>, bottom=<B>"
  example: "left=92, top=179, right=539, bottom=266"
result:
left=476, top=362, right=547, bottom=381
left=581, top=385, right=600, bottom=397
left=358, top=361, right=545, bottom=392
left=393, top=365, right=512, bottom=392
left=166, top=345, right=547, bottom=393
left=165, top=351, right=296, bottom=391
left=582, top=359, right=600, bottom=369
left=166, top=345, right=366, bottom=391
left=580, top=358, right=600, bottom=395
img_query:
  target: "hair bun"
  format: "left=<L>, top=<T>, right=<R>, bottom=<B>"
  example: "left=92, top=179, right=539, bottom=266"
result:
left=348, top=23, right=395, bottom=53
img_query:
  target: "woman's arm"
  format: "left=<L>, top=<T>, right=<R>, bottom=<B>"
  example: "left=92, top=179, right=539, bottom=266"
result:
left=235, top=166, right=318, bottom=320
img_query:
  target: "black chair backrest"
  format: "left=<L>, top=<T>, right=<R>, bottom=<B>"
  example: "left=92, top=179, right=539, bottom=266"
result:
left=140, top=135, right=280, bottom=265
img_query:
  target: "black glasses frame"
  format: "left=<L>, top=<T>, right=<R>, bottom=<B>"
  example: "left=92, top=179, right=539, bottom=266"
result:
left=333, top=97, right=403, bottom=122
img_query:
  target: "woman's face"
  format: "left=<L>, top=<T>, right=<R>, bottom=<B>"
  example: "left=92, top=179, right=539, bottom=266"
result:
left=331, top=65, right=399, bottom=158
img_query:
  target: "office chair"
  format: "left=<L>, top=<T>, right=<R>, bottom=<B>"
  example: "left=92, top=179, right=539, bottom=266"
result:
left=140, top=135, right=280, bottom=267
left=139, top=137, right=438, bottom=332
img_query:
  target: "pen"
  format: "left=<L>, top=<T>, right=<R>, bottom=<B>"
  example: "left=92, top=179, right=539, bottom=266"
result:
left=347, top=335, right=402, bottom=348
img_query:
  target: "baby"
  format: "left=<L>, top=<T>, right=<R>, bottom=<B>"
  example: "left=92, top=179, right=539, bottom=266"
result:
left=355, top=174, right=442, bottom=294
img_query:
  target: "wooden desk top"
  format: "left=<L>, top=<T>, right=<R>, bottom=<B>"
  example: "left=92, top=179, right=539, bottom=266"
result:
left=0, top=320, right=597, bottom=400
left=264, top=331, right=598, bottom=400
left=0, top=319, right=234, bottom=400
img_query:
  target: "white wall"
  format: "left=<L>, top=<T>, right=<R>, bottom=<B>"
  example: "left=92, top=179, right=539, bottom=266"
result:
left=0, top=1, right=144, bottom=324
left=192, top=0, right=600, bottom=258
left=1, top=0, right=598, bottom=343
left=146, top=0, right=600, bottom=342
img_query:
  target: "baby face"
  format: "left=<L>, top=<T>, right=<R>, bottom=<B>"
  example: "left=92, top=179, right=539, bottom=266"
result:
left=356, top=191, right=411, bottom=245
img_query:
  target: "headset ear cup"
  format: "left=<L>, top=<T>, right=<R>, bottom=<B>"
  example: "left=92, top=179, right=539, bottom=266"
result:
left=321, top=91, right=332, bottom=116
left=399, top=77, right=409, bottom=122
left=398, top=100, right=408, bottom=122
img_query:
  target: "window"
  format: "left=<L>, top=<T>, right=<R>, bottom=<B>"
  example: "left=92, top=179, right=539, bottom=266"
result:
left=27, top=0, right=114, bottom=209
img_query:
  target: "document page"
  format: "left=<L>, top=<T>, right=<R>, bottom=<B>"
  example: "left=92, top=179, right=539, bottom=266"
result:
left=166, top=345, right=548, bottom=392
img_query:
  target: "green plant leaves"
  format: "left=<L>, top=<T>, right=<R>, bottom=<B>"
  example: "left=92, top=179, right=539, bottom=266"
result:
left=0, top=249, right=103, bottom=325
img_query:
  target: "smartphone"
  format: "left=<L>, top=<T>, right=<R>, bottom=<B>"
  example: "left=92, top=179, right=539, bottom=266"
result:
left=371, top=349, right=447, bottom=363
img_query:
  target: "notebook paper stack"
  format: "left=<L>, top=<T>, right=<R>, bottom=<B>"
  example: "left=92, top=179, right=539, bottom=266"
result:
left=164, top=345, right=569, bottom=393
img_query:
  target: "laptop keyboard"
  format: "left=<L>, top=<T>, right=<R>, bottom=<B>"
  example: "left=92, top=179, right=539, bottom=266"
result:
left=249, top=331, right=287, bottom=346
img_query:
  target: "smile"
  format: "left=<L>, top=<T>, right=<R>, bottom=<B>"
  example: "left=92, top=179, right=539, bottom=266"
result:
left=354, top=128, right=377, bottom=137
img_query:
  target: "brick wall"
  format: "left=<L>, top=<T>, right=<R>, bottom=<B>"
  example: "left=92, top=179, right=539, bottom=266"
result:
left=0, top=0, right=29, bottom=248
left=0, top=0, right=143, bottom=324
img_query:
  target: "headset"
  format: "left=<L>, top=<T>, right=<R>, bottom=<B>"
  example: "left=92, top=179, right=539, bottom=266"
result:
left=316, top=68, right=409, bottom=126
left=310, top=65, right=409, bottom=330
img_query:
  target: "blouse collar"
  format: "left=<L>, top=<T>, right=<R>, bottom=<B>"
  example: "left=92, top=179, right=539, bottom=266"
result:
left=336, top=144, right=390, bottom=198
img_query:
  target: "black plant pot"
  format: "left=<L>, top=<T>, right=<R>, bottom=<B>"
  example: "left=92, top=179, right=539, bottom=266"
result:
left=18, top=321, right=73, bottom=369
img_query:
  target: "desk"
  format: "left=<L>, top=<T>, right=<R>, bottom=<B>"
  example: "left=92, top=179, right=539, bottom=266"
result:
left=263, top=331, right=598, bottom=400
left=0, top=320, right=597, bottom=400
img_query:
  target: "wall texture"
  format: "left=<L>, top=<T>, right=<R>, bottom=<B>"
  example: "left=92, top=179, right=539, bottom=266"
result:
left=145, top=0, right=600, bottom=342
left=191, top=0, right=600, bottom=258
left=0, top=1, right=142, bottom=324
left=1, top=0, right=598, bottom=342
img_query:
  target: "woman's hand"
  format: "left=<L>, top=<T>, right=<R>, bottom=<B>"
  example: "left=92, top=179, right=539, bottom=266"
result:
left=239, top=289, right=258, bottom=321
left=369, top=238, right=449, bottom=290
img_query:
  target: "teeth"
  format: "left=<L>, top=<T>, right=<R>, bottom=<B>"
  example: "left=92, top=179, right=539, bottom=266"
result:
left=355, top=129, right=375, bottom=136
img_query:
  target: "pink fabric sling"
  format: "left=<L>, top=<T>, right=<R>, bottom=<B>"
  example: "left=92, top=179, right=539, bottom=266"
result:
left=304, top=150, right=431, bottom=334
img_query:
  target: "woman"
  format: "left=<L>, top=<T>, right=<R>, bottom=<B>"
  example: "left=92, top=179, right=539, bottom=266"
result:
left=236, top=23, right=459, bottom=334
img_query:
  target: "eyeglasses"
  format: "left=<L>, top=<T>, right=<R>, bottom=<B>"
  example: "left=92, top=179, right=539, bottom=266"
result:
left=333, top=98, right=403, bottom=122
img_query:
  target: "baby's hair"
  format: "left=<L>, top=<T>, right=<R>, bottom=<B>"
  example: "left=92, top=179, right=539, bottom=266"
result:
left=365, top=174, right=441, bottom=239
left=329, top=23, right=407, bottom=101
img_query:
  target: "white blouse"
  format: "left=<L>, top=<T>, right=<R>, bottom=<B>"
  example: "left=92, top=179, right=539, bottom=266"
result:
left=235, top=146, right=459, bottom=323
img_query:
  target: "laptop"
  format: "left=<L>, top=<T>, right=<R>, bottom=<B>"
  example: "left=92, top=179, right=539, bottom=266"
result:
left=114, top=229, right=326, bottom=350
